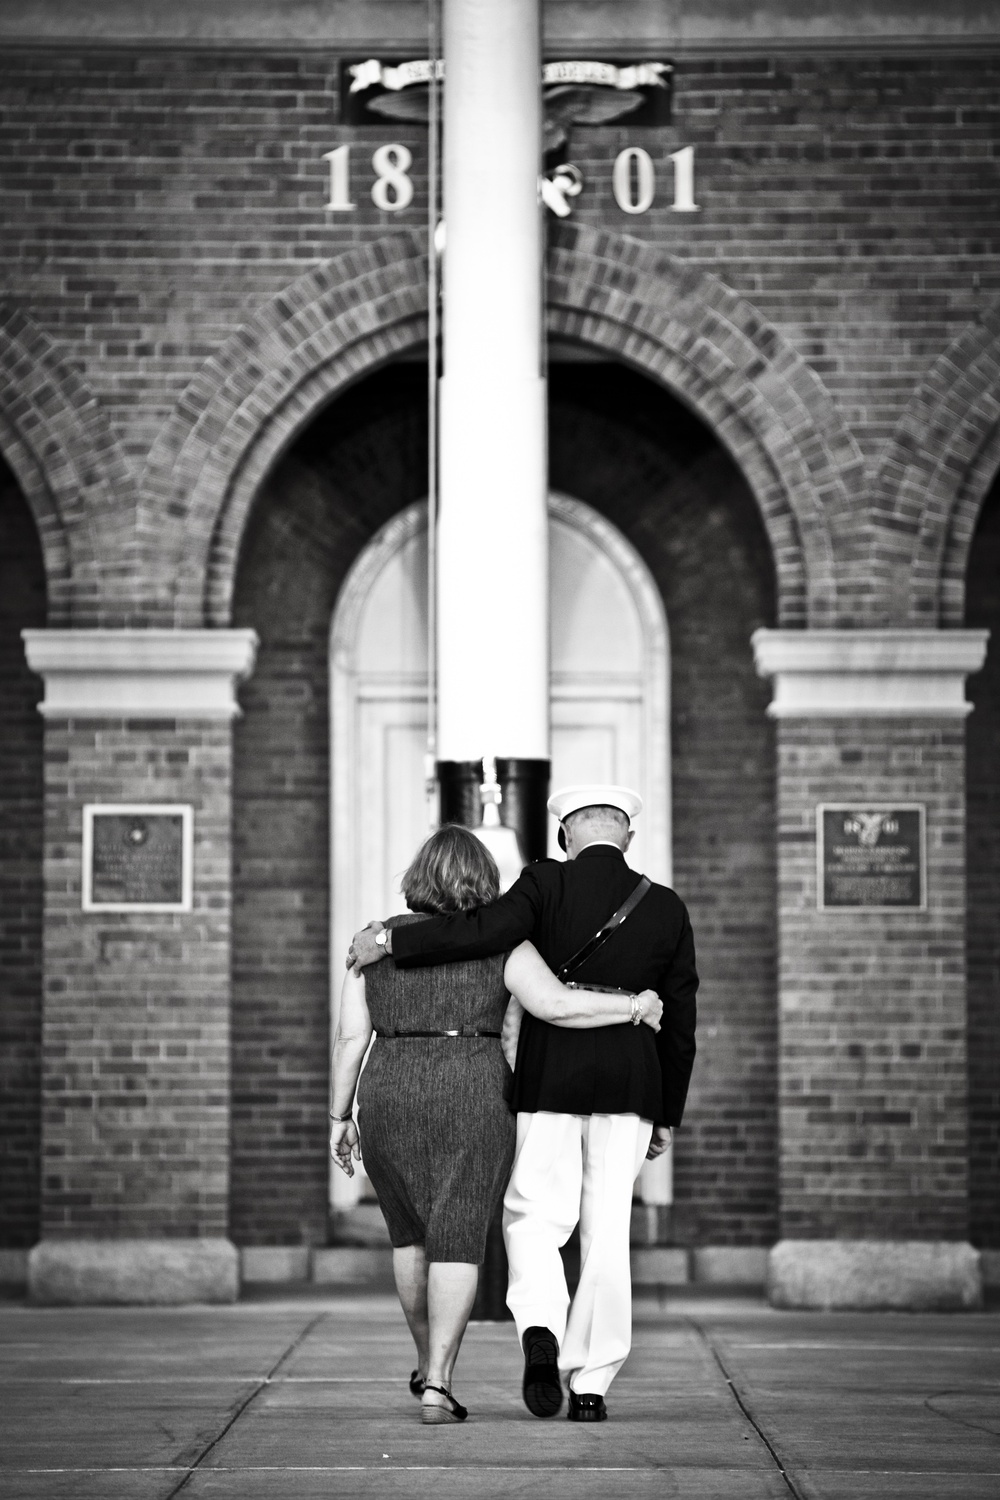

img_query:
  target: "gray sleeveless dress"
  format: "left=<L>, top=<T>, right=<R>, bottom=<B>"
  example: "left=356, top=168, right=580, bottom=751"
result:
left=357, top=913, right=516, bottom=1263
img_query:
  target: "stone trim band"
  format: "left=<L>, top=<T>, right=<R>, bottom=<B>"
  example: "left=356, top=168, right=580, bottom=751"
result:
left=22, top=629, right=259, bottom=720
left=752, top=628, right=989, bottom=718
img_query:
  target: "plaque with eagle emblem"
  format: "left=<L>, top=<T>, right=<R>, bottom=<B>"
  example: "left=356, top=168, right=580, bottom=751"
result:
left=817, top=804, right=926, bottom=911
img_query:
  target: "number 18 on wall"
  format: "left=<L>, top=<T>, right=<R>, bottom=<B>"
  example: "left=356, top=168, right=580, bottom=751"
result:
left=323, top=143, right=414, bottom=212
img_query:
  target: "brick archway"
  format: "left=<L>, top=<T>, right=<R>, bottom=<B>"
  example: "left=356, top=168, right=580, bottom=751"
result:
left=147, top=226, right=860, bottom=628
left=547, top=224, right=860, bottom=627
left=140, top=234, right=430, bottom=627
left=874, top=310, right=1000, bottom=626
left=0, top=307, right=131, bottom=625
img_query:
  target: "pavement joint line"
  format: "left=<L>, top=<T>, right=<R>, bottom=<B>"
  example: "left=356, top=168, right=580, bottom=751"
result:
left=12, top=1472, right=1000, bottom=1485
left=161, top=1310, right=328, bottom=1500
left=0, top=1375, right=425, bottom=1384
left=924, top=1388, right=1000, bottom=1437
left=733, top=1343, right=999, bottom=1353
left=686, top=1316, right=804, bottom=1500
left=7, top=1468, right=696, bottom=1476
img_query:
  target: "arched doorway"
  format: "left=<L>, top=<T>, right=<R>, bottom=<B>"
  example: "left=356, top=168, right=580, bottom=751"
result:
left=230, top=355, right=778, bottom=1255
left=0, top=455, right=47, bottom=1251
left=329, top=493, right=671, bottom=1210
left=966, top=466, right=1000, bottom=1254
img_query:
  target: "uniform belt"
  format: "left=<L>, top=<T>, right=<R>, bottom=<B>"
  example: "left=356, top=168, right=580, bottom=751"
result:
left=375, top=1029, right=502, bottom=1039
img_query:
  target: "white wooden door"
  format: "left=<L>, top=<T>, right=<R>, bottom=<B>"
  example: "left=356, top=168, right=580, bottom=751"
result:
left=330, top=496, right=670, bottom=1209
left=355, top=695, right=429, bottom=926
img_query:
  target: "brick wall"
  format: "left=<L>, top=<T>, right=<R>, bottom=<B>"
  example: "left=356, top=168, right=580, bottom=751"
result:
left=230, top=364, right=428, bottom=1245
left=40, top=718, right=233, bottom=1238
left=1, top=36, right=995, bottom=1254
left=966, top=470, right=1000, bottom=1249
left=0, top=460, right=46, bottom=1247
left=775, top=720, right=969, bottom=1240
left=0, top=44, right=996, bottom=482
left=551, top=365, right=778, bottom=1247
left=571, top=52, right=999, bottom=465
left=0, top=46, right=379, bottom=465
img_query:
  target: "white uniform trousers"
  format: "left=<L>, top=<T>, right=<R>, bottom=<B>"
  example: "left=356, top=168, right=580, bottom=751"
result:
left=503, top=1111, right=653, bottom=1396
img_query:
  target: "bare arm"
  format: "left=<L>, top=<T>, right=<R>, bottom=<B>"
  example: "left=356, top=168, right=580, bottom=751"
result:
left=501, top=994, right=524, bottom=1069
left=329, top=969, right=374, bottom=1176
left=503, top=941, right=662, bottom=1031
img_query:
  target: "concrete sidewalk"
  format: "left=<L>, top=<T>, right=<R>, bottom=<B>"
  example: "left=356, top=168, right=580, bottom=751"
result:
left=0, top=1289, right=998, bottom=1500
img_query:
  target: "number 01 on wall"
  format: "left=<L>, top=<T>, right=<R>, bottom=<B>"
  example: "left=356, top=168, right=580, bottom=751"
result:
left=612, top=146, right=699, bottom=214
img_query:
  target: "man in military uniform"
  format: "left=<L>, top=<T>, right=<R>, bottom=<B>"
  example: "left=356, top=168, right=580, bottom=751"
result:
left=348, top=785, right=698, bottom=1422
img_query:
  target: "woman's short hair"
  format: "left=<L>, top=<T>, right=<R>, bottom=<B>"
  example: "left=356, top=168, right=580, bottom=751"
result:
left=402, top=824, right=501, bottom=914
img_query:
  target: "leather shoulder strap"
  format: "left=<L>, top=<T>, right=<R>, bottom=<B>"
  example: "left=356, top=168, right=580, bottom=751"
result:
left=557, top=875, right=652, bottom=982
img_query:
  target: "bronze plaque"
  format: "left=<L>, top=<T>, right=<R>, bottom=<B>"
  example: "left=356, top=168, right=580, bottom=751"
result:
left=84, top=805, right=192, bottom=911
left=817, top=805, right=925, bottom=911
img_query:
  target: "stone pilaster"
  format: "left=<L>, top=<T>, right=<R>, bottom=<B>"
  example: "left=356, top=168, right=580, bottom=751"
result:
left=21, top=630, right=256, bottom=1304
left=753, top=629, right=988, bottom=1309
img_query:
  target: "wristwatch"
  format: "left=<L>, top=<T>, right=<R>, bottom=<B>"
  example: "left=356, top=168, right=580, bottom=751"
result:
left=374, top=928, right=388, bottom=950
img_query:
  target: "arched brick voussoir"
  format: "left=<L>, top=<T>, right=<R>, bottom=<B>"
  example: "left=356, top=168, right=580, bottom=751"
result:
left=200, top=313, right=429, bottom=625
left=548, top=304, right=812, bottom=625
left=148, top=225, right=855, bottom=627
left=140, top=234, right=429, bottom=626
left=547, top=224, right=861, bottom=625
left=0, top=306, right=135, bottom=625
left=874, top=310, right=1000, bottom=626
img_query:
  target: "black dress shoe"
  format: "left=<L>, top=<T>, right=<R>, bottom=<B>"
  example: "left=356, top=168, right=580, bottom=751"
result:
left=568, top=1390, right=607, bottom=1422
left=521, top=1325, right=563, bottom=1418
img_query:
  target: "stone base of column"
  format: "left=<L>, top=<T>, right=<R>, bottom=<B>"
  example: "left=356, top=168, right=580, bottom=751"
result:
left=28, top=1239, right=239, bottom=1305
left=768, top=1240, right=982, bottom=1310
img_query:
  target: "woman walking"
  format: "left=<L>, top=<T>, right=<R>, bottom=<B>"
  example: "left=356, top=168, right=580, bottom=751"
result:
left=329, top=824, right=661, bottom=1423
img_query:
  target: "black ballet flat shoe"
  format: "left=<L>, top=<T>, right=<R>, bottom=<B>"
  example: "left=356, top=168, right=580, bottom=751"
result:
left=409, top=1369, right=426, bottom=1399
left=521, top=1325, right=563, bottom=1418
left=568, top=1390, right=607, bottom=1422
left=421, top=1382, right=468, bottom=1424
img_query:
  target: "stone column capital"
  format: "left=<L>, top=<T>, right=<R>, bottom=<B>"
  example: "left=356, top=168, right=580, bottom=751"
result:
left=21, top=628, right=259, bottom=720
left=751, top=628, right=989, bottom=718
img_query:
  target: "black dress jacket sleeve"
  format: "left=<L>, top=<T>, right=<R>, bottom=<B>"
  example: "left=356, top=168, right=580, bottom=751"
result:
left=389, top=847, right=698, bottom=1127
left=652, top=906, right=698, bottom=1127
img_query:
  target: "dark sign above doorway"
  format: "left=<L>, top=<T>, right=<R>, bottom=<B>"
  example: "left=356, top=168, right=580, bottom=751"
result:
left=338, top=57, right=674, bottom=133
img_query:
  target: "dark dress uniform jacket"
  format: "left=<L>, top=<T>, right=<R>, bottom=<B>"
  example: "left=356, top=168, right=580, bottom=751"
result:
left=390, top=844, right=698, bottom=1127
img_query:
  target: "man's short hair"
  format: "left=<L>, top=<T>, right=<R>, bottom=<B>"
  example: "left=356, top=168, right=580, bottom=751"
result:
left=564, top=804, right=630, bottom=845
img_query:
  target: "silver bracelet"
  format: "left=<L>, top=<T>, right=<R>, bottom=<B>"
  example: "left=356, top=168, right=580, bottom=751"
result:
left=329, top=1109, right=353, bottom=1122
left=629, top=994, right=641, bottom=1026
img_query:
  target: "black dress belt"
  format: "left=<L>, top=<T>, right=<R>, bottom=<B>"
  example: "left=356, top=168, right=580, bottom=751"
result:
left=375, top=1029, right=502, bottom=1039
